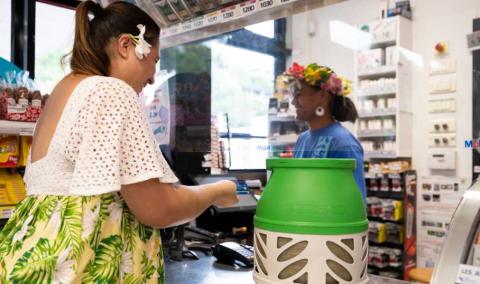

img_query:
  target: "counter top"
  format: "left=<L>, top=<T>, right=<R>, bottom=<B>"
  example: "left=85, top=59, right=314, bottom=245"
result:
left=164, top=254, right=416, bottom=284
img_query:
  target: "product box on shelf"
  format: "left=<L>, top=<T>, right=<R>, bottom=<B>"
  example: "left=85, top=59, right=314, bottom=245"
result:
left=19, top=136, right=32, bottom=167
left=0, top=169, right=26, bottom=206
left=0, top=85, right=45, bottom=122
left=0, top=136, right=19, bottom=168
left=357, top=48, right=384, bottom=73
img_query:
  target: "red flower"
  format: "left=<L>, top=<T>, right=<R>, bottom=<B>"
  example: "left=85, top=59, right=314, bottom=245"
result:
left=287, top=62, right=305, bottom=79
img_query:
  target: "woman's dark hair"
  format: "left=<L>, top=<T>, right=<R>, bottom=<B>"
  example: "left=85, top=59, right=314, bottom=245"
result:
left=329, top=95, right=359, bottom=123
left=68, top=0, right=160, bottom=76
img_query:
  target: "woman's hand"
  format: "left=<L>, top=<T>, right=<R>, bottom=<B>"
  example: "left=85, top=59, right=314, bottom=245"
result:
left=213, top=180, right=239, bottom=207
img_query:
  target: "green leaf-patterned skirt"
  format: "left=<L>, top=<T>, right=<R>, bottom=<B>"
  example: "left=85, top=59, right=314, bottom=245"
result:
left=0, top=192, right=164, bottom=284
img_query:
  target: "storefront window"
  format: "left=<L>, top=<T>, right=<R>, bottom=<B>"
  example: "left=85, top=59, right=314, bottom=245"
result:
left=245, top=21, right=275, bottom=39
left=35, top=2, right=75, bottom=94
left=211, top=40, right=274, bottom=169
left=160, top=20, right=283, bottom=170
left=0, top=1, right=11, bottom=60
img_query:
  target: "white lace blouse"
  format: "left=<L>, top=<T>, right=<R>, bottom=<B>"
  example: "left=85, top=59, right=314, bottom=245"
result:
left=24, top=76, right=178, bottom=196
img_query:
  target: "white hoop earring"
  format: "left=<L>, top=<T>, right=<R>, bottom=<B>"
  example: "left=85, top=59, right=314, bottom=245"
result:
left=315, top=106, right=325, bottom=117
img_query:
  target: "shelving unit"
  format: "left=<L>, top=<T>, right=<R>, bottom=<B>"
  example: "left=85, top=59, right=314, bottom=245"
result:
left=0, top=120, right=35, bottom=136
left=366, top=170, right=417, bottom=280
left=150, top=0, right=342, bottom=49
left=0, top=120, right=34, bottom=223
left=355, top=16, right=413, bottom=160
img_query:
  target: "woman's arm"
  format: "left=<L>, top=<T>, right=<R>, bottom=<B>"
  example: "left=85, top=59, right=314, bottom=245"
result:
left=121, top=179, right=238, bottom=228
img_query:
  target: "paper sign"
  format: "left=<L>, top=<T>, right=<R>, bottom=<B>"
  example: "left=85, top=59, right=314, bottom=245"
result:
left=258, top=0, right=275, bottom=10
left=276, top=0, right=297, bottom=5
left=206, top=11, right=221, bottom=26
left=457, top=264, right=480, bottom=284
left=240, top=0, right=257, bottom=17
left=192, top=17, right=205, bottom=29
left=221, top=5, right=238, bottom=22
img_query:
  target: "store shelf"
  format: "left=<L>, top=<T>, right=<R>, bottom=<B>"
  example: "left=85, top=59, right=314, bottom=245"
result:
left=358, top=131, right=396, bottom=138
left=357, top=90, right=396, bottom=98
left=358, top=66, right=397, bottom=80
left=268, top=135, right=297, bottom=146
left=368, top=216, right=404, bottom=224
left=268, top=114, right=297, bottom=122
left=0, top=120, right=35, bottom=136
left=359, top=108, right=397, bottom=118
left=364, top=151, right=398, bottom=159
left=366, top=172, right=405, bottom=179
left=156, top=0, right=342, bottom=49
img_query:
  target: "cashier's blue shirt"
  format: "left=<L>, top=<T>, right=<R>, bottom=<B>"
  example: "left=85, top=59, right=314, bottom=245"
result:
left=293, top=122, right=366, bottom=200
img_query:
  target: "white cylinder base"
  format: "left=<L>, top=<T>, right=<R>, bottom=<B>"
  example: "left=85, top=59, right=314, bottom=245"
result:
left=253, top=228, right=369, bottom=284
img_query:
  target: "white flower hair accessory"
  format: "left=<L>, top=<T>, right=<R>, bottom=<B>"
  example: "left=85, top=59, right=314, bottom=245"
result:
left=123, top=24, right=152, bottom=60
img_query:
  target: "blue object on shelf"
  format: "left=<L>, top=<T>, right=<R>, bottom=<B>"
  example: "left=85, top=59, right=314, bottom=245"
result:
left=0, top=57, right=22, bottom=80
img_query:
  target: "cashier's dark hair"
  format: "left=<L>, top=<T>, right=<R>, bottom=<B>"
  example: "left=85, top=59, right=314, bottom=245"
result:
left=67, top=0, right=160, bottom=76
left=329, top=93, right=359, bottom=123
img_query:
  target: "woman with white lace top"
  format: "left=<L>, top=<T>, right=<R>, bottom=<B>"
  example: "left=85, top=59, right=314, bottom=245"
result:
left=0, top=1, right=238, bottom=283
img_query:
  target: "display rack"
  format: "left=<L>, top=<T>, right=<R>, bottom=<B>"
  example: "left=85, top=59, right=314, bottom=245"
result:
left=0, top=120, right=35, bottom=136
left=366, top=169, right=417, bottom=280
left=139, top=0, right=342, bottom=49
left=355, top=16, right=413, bottom=159
left=0, top=121, right=34, bottom=224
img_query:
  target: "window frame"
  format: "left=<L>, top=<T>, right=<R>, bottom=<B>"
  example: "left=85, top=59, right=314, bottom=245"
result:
left=217, top=19, right=291, bottom=170
left=10, top=0, right=78, bottom=79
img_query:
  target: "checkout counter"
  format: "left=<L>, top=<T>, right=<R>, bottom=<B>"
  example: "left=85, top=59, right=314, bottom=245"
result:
left=164, top=255, right=416, bottom=284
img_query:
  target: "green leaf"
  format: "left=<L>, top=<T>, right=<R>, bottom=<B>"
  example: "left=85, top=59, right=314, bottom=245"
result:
left=91, top=235, right=123, bottom=283
left=138, top=225, right=153, bottom=243
left=0, top=197, right=36, bottom=242
left=124, top=274, right=145, bottom=284
left=99, top=194, right=115, bottom=219
left=10, top=238, right=56, bottom=284
left=141, top=252, right=156, bottom=280
left=36, top=196, right=59, bottom=222
left=121, top=207, right=136, bottom=251
left=81, top=260, right=95, bottom=284
left=53, top=197, right=82, bottom=260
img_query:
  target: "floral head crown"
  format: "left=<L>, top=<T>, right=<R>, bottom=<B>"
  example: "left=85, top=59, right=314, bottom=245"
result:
left=284, top=62, right=351, bottom=97
left=121, top=24, right=152, bottom=60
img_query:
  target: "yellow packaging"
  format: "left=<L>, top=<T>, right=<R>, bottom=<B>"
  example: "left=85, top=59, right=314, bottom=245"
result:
left=19, top=136, right=32, bottom=167
left=378, top=223, right=387, bottom=243
left=393, top=200, right=404, bottom=221
left=0, top=169, right=26, bottom=206
left=0, top=136, right=19, bottom=167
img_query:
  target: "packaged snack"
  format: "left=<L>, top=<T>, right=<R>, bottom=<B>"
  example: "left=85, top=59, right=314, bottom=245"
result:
left=19, top=136, right=33, bottom=167
left=31, top=90, right=42, bottom=108
left=0, top=136, right=19, bottom=168
left=0, top=169, right=26, bottom=206
left=17, top=87, right=29, bottom=108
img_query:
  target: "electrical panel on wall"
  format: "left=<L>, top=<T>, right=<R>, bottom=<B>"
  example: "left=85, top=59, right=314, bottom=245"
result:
left=428, top=150, right=456, bottom=170
left=428, top=98, right=456, bottom=113
left=429, top=59, right=457, bottom=75
left=429, top=119, right=456, bottom=134
left=429, top=78, right=457, bottom=94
